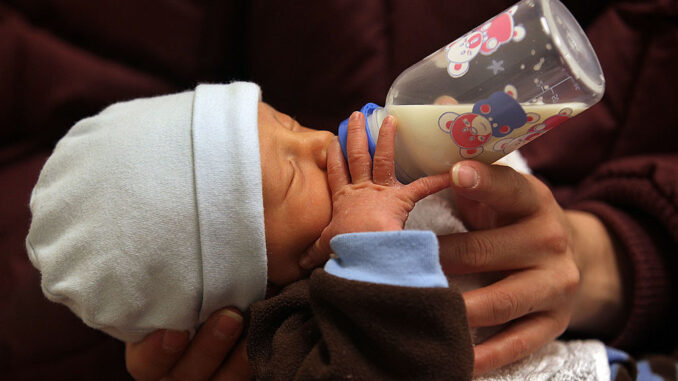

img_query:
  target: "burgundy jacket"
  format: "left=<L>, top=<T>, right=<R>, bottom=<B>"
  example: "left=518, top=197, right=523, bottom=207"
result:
left=1, top=0, right=676, bottom=379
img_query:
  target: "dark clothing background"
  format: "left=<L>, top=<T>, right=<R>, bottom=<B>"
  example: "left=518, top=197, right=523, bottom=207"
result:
left=1, top=0, right=676, bottom=379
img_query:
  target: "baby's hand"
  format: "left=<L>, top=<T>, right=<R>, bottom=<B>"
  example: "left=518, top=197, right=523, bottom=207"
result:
left=299, top=111, right=449, bottom=269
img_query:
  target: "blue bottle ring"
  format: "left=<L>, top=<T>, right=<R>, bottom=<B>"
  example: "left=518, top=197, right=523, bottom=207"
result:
left=338, top=103, right=382, bottom=160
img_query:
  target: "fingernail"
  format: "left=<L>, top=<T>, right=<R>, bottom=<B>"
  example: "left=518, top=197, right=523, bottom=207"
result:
left=299, top=255, right=313, bottom=270
left=452, top=163, right=479, bottom=189
left=349, top=111, right=361, bottom=122
left=382, top=115, right=395, bottom=127
left=214, top=309, right=243, bottom=340
left=162, top=330, right=188, bottom=354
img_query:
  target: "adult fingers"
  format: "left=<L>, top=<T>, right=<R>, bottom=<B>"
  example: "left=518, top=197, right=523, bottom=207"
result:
left=472, top=311, right=568, bottom=375
left=403, top=172, right=450, bottom=203
left=463, top=267, right=578, bottom=328
left=164, top=309, right=244, bottom=381
left=326, top=138, right=350, bottom=196
left=438, top=214, right=566, bottom=274
left=434, top=95, right=459, bottom=105
left=126, top=330, right=189, bottom=381
left=345, top=111, right=373, bottom=183
left=451, top=161, right=540, bottom=223
left=211, top=338, right=254, bottom=381
left=372, top=115, right=397, bottom=186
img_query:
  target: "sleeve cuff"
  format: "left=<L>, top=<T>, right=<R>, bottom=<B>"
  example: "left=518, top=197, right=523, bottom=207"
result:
left=572, top=200, right=673, bottom=351
left=324, top=230, right=448, bottom=288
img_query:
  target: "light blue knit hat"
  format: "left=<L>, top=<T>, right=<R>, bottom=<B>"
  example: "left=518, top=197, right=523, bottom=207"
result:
left=26, top=83, right=267, bottom=342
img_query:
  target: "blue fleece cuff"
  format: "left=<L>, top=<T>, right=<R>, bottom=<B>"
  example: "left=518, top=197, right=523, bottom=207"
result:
left=324, top=230, right=448, bottom=288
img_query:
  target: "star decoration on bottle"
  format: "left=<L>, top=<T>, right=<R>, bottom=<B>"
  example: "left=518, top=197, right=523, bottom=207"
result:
left=487, top=60, right=505, bottom=75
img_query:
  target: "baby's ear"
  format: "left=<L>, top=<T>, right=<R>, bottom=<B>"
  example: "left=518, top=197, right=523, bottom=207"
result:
left=447, top=62, right=469, bottom=78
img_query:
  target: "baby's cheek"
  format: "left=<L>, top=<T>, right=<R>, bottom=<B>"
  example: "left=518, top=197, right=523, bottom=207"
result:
left=266, top=251, right=307, bottom=287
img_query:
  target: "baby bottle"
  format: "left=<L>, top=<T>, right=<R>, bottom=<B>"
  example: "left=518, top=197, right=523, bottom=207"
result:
left=338, top=0, right=605, bottom=183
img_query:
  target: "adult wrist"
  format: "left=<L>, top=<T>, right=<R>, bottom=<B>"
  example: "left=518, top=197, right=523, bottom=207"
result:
left=565, top=209, right=629, bottom=338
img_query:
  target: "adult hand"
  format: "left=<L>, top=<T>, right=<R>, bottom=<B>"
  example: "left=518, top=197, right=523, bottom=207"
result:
left=440, top=160, right=580, bottom=375
left=125, top=308, right=252, bottom=381
left=300, top=112, right=450, bottom=268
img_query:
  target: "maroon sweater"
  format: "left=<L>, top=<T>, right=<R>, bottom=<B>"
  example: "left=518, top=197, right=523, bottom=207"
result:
left=519, top=1, right=678, bottom=355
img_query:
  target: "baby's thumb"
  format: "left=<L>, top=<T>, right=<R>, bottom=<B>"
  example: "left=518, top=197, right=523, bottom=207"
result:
left=299, top=234, right=332, bottom=270
left=405, top=172, right=450, bottom=203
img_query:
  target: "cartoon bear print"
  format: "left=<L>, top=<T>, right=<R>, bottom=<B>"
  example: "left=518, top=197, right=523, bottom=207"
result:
left=438, top=85, right=527, bottom=158
left=445, top=31, right=484, bottom=78
left=491, top=107, right=573, bottom=154
left=446, top=5, right=526, bottom=78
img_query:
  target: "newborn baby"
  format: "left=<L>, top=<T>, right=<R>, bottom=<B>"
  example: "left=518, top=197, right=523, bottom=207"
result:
left=26, top=82, right=457, bottom=342
left=27, top=82, right=480, bottom=380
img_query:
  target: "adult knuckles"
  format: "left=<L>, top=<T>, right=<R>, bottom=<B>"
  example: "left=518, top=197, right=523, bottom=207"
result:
left=554, top=313, right=570, bottom=336
left=506, top=334, right=531, bottom=360
left=488, top=165, right=523, bottom=195
left=543, top=262, right=579, bottom=305
left=442, top=233, right=492, bottom=271
left=559, top=261, right=581, bottom=297
left=462, top=233, right=493, bottom=269
left=529, top=176, right=555, bottom=205
left=537, top=217, right=569, bottom=255
left=545, top=310, right=570, bottom=338
left=489, top=288, right=521, bottom=324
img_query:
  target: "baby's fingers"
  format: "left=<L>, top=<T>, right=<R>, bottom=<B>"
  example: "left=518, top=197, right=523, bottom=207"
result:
left=326, top=139, right=350, bottom=196
left=372, top=116, right=397, bottom=186
left=403, top=172, right=450, bottom=203
left=346, top=111, right=373, bottom=183
left=300, top=233, right=332, bottom=270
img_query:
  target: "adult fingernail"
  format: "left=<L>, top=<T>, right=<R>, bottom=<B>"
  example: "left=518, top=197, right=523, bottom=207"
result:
left=162, top=330, right=188, bottom=354
left=299, top=255, right=313, bottom=270
left=452, top=163, right=479, bottom=189
left=349, top=111, right=361, bottom=122
left=214, top=309, right=243, bottom=340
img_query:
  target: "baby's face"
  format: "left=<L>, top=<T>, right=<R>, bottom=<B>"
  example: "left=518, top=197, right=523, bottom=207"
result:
left=258, top=102, right=335, bottom=286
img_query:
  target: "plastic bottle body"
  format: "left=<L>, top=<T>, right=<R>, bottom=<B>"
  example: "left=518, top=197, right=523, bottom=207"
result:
left=339, top=0, right=604, bottom=183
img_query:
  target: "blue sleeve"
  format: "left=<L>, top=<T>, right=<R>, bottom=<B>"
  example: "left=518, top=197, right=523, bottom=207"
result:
left=324, top=230, right=448, bottom=288
left=606, top=346, right=678, bottom=380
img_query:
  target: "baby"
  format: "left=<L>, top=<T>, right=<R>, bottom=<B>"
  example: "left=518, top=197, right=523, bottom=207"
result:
left=25, top=82, right=459, bottom=329
left=27, top=82, right=478, bottom=379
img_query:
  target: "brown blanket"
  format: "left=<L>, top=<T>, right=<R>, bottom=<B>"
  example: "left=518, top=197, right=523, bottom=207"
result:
left=248, top=270, right=473, bottom=381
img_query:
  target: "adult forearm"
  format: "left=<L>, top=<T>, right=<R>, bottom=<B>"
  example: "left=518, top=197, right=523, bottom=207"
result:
left=565, top=210, right=630, bottom=339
